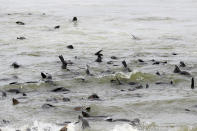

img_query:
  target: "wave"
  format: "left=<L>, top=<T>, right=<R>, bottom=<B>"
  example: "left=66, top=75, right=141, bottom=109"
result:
left=1, top=121, right=197, bottom=131
left=0, top=121, right=138, bottom=131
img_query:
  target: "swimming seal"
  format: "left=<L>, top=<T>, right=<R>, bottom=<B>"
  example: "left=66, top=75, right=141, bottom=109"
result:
left=122, top=60, right=131, bottom=72
left=51, top=87, right=70, bottom=92
left=42, top=104, right=55, bottom=109
left=54, top=25, right=60, bottom=29
left=173, top=65, right=191, bottom=76
left=59, top=55, right=67, bottom=69
left=67, top=45, right=74, bottom=49
left=88, top=93, right=100, bottom=100
left=41, top=72, right=52, bottom=80
left=95, top=50, right=103, bottom=62
left=16, top=21, right=25, bottom=25
left=11, top=62, right=20, bottom=69
left=191, top=77, right=194, bottom=89
left=17, top=37, right=26, bottom=40
left=180, top=61, right=186, bottom=67
left=12, top=98, right=19, bottom=105
left=72, top=17, right=77, bottom=22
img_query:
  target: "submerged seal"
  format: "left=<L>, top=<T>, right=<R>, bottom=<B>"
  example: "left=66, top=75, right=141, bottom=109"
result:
left=17, top=36, right=26, bottom=40
left=72, top=17, right=78, bottom=22
left=88, top=93, right=100, bottom=100
left=54, top=25, right=60, bottom=29
left=16, top=21, right=25, bottom=25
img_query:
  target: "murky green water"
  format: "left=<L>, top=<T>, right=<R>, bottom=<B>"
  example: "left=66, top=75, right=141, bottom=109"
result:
left=0, top=0, right=197, bottom=130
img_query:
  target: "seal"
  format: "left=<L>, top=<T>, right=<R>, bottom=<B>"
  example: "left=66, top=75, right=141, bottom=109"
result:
left=72, top=17, right=78, bottom=22
left=86, top=65, right=90, bottom=75
left=88, top=93, right=100, bottom=100
left=122, top=60, right=131, bottom=72
left=138, top=59, right=144, bottom=62
left=111, top=56, right=118, bottom=59
left=180, top=61, right=186, bottom=67
left=173, top=65, right=191, bottom=76
left=174, top=65, right=181, bottom=73
left=42, top=103, right=55, bottom=109
left=95, top=50, right=103, bottom=62
left=41, top=72, right=52, bottom=80
left=59, top=55, right=67, bottom=69
left=17, top=36, right=26, bottom=40
left=54, top=25, right=60, bottom=29
left=191, top=77, right=194, bottom=89
left=11, top=62, right=20, bottom=69
left=12, top=98, right=19, bottom=105
left=7, top=89, right=20, bottom=94
left=51, top=87, right=70, bottom=92
left=67, top=45, right=74, bottom=49
left=16, top=21, right=25, bottom=25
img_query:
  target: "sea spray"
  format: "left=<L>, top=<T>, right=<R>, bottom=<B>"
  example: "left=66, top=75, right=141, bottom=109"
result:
left=112, top=124, right=138, bottom=131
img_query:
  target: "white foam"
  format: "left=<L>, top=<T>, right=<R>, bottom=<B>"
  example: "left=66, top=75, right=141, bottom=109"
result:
left=67, top=122, right=82, bottom=131
left=0, top=121, right=139, bottom=131
left=112, top=124, right=138, bottom=131
left=0, top=121, right=60, bottom=131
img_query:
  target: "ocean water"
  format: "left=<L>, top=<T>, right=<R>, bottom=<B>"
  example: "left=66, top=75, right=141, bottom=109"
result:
left=0, top=0, right=197, bottom=130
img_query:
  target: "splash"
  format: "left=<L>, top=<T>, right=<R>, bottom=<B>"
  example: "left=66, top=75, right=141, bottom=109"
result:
left=67, top=122, right=82, bottom=131
left=0, top=121, right=60, bottom=131
left=112, top=124, right=138, bottom=131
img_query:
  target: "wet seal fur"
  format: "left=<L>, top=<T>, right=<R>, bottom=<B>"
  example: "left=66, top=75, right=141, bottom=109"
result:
left=122, top=60, right=131, bottom=72
left=16, top=21, right=25, bottom=25
left=191, top=77, right=194, bottom=89
left=72, top=17, right=78, bottom=22
left=7, top=89, right=21, bottom=94
left=41, top=72, right=52, bottom=80
left=59, top=55, right=68, bottom=69
left=111, top=56, right=118, bottom=60
left=173, top=65, right=191, bottom=76
left=180, top=61, right=186, bottom=67
left=81, top=111, right=108, bottom=119
left=95, top=50, right=103, bottom=62
left=88, top=93, right=100, bottom=100
left=105, top=117, right=140, bottom=126
left=12, top=98, right=19, bottom=105
left=51, top=87, right=70, bottom=92
left=67, top=45, right=74, bottom=49
left=17, top=37, right=26, bottom=40
left=42, top=103, right=55, bottom=109
left=85, top=65, right=93, bottom=76
left=11, top=62, right=20, bottom=69
left=128, top=85, right=143, bottom=91
left=74, top=106, right=91, bottom=112
left=54, top=25, right=60, bottom=29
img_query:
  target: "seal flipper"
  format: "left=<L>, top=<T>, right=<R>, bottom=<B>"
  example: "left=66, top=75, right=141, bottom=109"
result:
left=59, top=55, right=67, bottom=69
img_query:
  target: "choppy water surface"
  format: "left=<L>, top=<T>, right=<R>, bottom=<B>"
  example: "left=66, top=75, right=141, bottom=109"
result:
left=0, top=0, right=197, bottom=130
